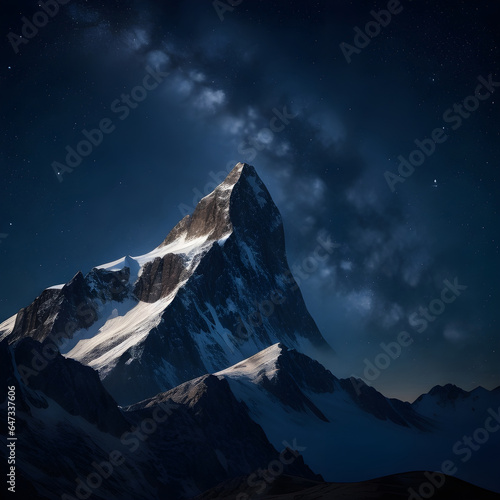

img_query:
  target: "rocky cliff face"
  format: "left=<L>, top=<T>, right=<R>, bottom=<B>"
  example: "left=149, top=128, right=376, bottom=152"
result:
left=134, top=253, right=187, bottom=303
left=5, top=266, right=132, bottom=345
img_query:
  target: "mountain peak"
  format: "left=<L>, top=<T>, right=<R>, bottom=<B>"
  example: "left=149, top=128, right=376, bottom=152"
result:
left=215, top=343, right=288, bottom=383
left=160, top=162, right=277, bottom=247
left=215, top=343, right=337, bottom=396
left=412, top=383, right=470, bottom=409
left=2, top=162, right=332, bottom=405
left=428, top=383, right=467, bottom=399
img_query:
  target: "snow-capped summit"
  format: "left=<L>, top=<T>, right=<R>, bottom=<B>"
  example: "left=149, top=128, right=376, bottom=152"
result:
left=215, top=342, right=288, bottom=383
left=216, top=342, right=338, bottom=397
left=1, top=163, right=331, bottom=405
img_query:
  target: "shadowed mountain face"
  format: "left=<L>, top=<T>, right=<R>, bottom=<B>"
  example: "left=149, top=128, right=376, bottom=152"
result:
left=0, top=163, right=331, bottom=405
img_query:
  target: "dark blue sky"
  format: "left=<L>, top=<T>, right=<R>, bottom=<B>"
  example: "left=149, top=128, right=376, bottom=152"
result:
left=1, top=0, right=498, bottom=400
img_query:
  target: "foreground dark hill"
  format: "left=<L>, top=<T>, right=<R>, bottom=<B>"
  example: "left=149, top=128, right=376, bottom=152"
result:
left=195, top=472, right=500, bottom=500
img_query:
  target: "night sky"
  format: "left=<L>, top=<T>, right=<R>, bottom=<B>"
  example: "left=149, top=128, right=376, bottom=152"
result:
left=1, top=0, right=498, bottom=401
